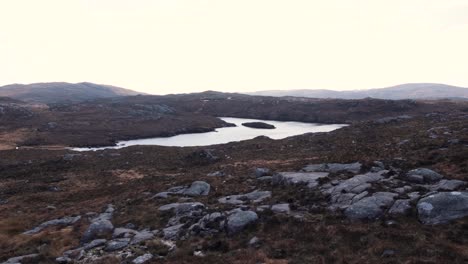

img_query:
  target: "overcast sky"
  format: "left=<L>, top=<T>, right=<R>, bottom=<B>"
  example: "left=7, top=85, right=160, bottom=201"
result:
left=1, top=0, right=468, bottom=94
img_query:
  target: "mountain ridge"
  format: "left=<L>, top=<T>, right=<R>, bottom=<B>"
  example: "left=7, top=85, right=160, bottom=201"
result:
left=0, top=82, right=143, bottom=104
left=247, top=83, right=468, bottom=100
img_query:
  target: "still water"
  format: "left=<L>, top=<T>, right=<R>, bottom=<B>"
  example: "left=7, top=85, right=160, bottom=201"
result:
left=72, top=117, right=346, bottom=151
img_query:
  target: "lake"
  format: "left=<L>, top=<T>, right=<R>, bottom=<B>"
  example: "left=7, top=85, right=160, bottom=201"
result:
left=72, top=117, right=346, bottom=151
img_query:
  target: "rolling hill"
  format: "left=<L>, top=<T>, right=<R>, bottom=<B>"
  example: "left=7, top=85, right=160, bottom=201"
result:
left=0, top=82, right=143, bottom=104
left=248, top=83, right=468, bottom=100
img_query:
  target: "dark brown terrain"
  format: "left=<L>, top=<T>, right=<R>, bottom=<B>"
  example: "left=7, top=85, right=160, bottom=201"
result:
left=0, top=92, right=468, bottom=263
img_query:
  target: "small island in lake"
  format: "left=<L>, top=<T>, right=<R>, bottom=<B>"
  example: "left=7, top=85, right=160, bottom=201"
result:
left=241, top=121, right=276, bottom=129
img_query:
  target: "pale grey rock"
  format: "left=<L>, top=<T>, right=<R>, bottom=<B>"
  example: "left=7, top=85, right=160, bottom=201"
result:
left=183, top=181, right=211, bottom=196
left=207, top=171, right=225, bottom=177
left=163, top=224, right=185, bottom=240
left=273, top=171, right=329, bottom=188
left=81, top=219, right=114, bottom=244
left=417, top=191, right=468, bottom=225
left=271, top=203, right=291, bottom=214
left=257, top=176, right=273, bottom=182
left=113, top=227, right=138, bottom=238
left=406, top=168, right=443, bottom=183
left=104, top=238, right=130, bottom=251
left=133, top=253, right=153, bottom=264
left=158, top=202, right=205, bottom=213
left=131, top=230, right=155, bottom=245
left=23, top=215, right=81, bottom=235
left=3, top=254, right=39, bottom=264
left=388, top=199, right=412, bottom=215
left=83, top=239, right=107, bottom=250
left=303, top=162, right=362, bottom=174
left=344, top=192, right=397, bottom=220
left=255, top=168, right=271, bottom=177
left=427, top=179, right=465, bottom=191
left=218, top=190, right=271, bottom=205
left=226, top=210, right=258, bottom=234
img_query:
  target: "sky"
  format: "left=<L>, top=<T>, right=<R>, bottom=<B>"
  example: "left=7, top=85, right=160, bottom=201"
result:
left=1, top=0, right=468, bottom=94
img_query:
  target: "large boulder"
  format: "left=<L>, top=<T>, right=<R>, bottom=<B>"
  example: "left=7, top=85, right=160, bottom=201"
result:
left=81, top=219, right=114, bottom=243
left=406, top=168, right=443, bottom=183
left=183, top=181, right=211, bottom=196
left=417, top=191, right=468, bottom=225
left=273, top=172, right=329, bottom=188
left=226, top=210, right=258, bottom=235
left=344, top=192, right=397, bottom=220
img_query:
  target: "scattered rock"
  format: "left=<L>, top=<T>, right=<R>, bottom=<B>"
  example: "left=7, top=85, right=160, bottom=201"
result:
left=185, top=149, right=220, bottom=164
left=83, top=239, right=107, bottom=250
left=303, top=162, right=362, bottom=174
left=417, top=191, right=468, bottom=225
left=218, top=190, right=271, bottom=205
left=158, top=202, right=205, bottom=213
left=226, top=210, right=258, bottom=235
left=133, top=253, right=153, bottom=264
left=131, top=230, right=156, bottom=245
left=183, top=181, right=211, bottom=196
left=427, top=179, right=465, bottom=191
left=255, top=167, right=271, bottom=177
left=207, top=171, right=225, bottom=177
left=163, top=224, right=185, bottom=240
left=23, top=215, right=81, bottom=235
left=271, top=203, right=291, bottom=214
left=3, top=254, right=40, bottom=264
left=406, top=168, right=443, bottom=183
left=381, top=249, right=396, bottom=258
left=81, top=220, right=114, bottom=244
left=388, top=199, right=412, bottom=215
left=273, top=171, right=329, bottom=188
left=248, top=236, right=261, bottom=248
left=344, top=192, right=397, bottom=220
left=105, top=238, right=131, bottom=251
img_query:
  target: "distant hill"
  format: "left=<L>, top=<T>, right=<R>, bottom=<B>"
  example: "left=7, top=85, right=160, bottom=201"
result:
left=0, top=82, right=143, bottom=104
left=248, top=83, right=468, bottom=100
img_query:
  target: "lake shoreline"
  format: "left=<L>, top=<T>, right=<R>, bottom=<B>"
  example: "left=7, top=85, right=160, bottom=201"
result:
left=72, top=117, right=346, bottom=151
